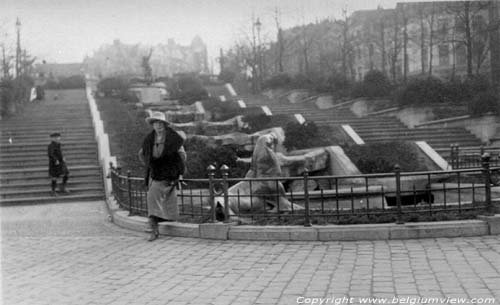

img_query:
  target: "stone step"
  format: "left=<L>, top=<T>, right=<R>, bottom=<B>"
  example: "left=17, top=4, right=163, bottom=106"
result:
left=0, top=193, right=105, bottom=206
left=314, top=118, right=403, bottom=124
left=0, top=178, right=104, bottom=192
left=1, top=185, right=105, bottom=199
left=361, top=132, right=481, bottom=141
left=1, top=151, right=98, bottom=160
left=0, top=165, right=101, bottom=180
left=0, top=137, right=95, bottom=147
left=0, top=127, right=94, bottom=135
left=352, top=129, right=472, bottom=136
left=0, top=131, right=94, bottom=141
left=0, top=122, right=93, bottom=131
left=1, top=141, right=97, bottom=152
left=0, top=157, right=98, bottom=169
left=0, top=151, right=98, bottom=162
left=362, top=138, right=482, bottom=147
left=355, top=130, right=481, bottom=143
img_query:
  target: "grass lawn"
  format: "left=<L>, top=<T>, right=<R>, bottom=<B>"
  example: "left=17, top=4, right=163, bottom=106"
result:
left=96, top=96, right=149, bottom=176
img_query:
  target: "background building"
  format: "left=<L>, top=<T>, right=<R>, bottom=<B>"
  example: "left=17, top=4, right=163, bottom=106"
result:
left=85, top=37, right=208, bottom=78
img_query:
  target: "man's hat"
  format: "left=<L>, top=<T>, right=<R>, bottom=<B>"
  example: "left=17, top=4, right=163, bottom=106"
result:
left=145, top=111, right=170, bottom=125
left=50, top=132, right=61, bottom=137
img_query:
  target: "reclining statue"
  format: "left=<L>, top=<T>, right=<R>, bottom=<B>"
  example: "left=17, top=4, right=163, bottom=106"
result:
left=213, top=133, right=303, bottom=221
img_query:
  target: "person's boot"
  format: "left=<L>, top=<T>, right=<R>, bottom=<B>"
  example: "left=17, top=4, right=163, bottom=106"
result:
left=59, top=183, right=70, bottom=194
left=147, top=217, right=159, bottom=241
left=51, top=180, right=58, bottom=196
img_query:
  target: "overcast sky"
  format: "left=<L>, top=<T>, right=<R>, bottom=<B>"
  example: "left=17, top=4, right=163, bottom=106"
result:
left=1, top=0, right=439, bottom=65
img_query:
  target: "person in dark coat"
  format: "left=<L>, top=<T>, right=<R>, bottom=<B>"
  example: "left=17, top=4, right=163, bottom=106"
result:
left=48, top=133, right=70, bottom=196
left=138, top=111, right=186, bottom=241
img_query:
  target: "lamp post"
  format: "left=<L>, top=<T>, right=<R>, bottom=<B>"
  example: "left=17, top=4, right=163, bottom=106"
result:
left=254, top=18, right=262, bottom=92
left=15, top=18, right=21, bottom=78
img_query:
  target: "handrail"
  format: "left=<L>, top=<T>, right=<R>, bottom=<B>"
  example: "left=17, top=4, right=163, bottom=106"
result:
left=109, top=155, right=498, bottom=225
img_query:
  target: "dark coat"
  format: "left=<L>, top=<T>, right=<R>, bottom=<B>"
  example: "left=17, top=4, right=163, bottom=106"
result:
left=48, top=141, right=65, bottom=177
left=141, top=128, right=185, bottom=186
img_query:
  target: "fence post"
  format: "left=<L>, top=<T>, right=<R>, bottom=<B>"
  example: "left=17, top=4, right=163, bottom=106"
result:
left=303, top=169, right=312, bottom=227
left=221, top=164, right=230, bottom=223
left=450, top=144, right=456, bottom=169
left=394, top=164, right=404, bottom=224
left=127, top=171, right=133, bottom=216
left=482, top=153, right=493, bottom=215
left=207, top=165, right=216, bottom=223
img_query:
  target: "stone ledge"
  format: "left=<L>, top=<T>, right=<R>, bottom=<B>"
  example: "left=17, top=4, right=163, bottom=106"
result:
left=109, top=207, right=499, bottom=241
left=160, top=222, right=199, bottom=238
left=317, top=224, right=390, bottom=241
left=477, top=214, right=500, bottom=235
left=228, top=226, right=296, bottom=241
left=113, top=210, right=149, bottom=232
left=389, top=220, right=488, bottom=239
left=199, top=223, right=230, bottom=240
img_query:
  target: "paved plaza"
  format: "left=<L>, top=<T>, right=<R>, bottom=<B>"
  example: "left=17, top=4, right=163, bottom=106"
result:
left=1, top=201, right=499, bottom=305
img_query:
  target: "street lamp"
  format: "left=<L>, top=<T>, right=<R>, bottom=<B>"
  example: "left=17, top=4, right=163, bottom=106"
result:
left=15, top=18, right=21, bottom=78
left=254, top=18, right=262, bottom=92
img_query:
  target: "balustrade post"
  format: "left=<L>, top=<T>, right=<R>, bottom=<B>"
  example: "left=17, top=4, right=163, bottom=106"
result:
left=450, top=144, right=456, bottom=169
left=108, top=162, right=114, bottom=180
left=127, top=171, right=132, bottom=216
left=207, top=165, right=216, bottom=223
left=394, top=164, right=404, bottom=224
left=221, top=165, right=230, bottom=223
left=482, top=153, right=493, bottom=215
left=303, top=169, right=312, bottom=227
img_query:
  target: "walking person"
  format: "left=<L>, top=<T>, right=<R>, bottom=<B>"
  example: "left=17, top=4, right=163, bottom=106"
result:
left=48, top=132, right=70, bottom=196
left=138, top=112, right=186, bottom=241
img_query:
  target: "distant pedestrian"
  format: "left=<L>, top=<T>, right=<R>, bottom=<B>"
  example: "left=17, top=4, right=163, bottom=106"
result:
left=138, top=111, right=186, bottom=241
left=48, top=133, right=70, bottom=196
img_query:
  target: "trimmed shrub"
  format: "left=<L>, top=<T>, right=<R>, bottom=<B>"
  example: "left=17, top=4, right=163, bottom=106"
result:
left=184, top=137, right=248, bottom=180
left=218, top=69, right=236, bottom=83
left=323, top=72, right=353, bottom=97
left=468, top=90, right=499, bottom=117
left=283, top=121, right=330, bottom=150
left=262, top=73, right=293, bottom=89
left=98, top=77, right=128, bottom=97
left=394, top=76, right=447, bottom=106
left=290, top=73, right=313, bottom=89
left=241, top=113, right=296, bottom=134
left=342, top=142, right=427, bottom=173
left=202, top=98, right=241, bottom=121
left=352, top=69, right=391, bottom=98
left=0, top=79, right=15, bottom=117
left=57, top=75, right=85, bottom=89
left=174, top=74, right=208, bottom=104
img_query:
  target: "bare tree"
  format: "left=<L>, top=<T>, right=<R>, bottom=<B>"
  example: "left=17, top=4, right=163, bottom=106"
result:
left=388, top=10, right=403, bottom=82
left=338, top=8, right=354, bottom=79
left=0, top=23, right=12, bottom=79
left=489, top=0, right=500, bottom=87
left=273, top=6, right=285, bottom=74
left=400, top=7, right=409, bottom=82
left=446, top=1, right=490, bottom=78
left=427, top=3, right=437, bottom=76
left=141, top=47, right=153, bottom=84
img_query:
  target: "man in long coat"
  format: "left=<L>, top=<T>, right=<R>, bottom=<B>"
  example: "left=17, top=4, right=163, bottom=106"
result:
left=48, top=133, right=70, bottom=196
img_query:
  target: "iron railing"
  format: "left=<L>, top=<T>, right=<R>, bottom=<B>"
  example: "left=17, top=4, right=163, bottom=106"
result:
left=109, top=155, right=499, bottom=226
left=449, top=145, right=500, bottom=169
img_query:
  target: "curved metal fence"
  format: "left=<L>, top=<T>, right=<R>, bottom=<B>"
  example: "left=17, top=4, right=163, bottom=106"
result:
left=109, top=155, right=499, bottom=226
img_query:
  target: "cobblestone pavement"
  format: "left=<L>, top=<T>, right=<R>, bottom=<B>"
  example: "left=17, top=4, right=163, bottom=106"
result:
left=1, top=201, right=500, bottom=305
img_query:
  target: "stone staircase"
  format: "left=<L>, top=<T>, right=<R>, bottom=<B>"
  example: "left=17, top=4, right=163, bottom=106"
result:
left=241, top=93, right=483, bottom=161
left=0, top=89, right=105, bottom=205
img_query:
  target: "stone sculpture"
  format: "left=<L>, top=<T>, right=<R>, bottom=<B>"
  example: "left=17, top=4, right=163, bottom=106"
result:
left=214, top=133, right=303, bottom=221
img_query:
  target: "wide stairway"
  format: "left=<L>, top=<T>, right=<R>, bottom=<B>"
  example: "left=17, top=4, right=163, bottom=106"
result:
left=241, top=92, right=483, bottom=161
left=0, top=89, right=105, bottom=205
